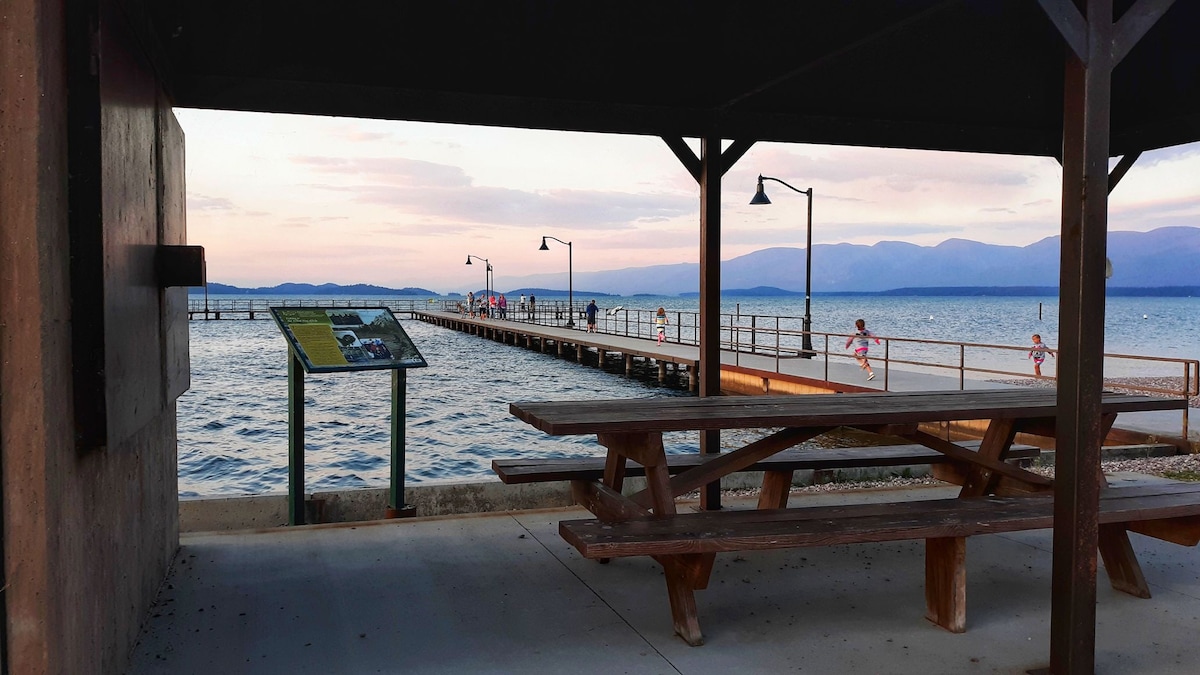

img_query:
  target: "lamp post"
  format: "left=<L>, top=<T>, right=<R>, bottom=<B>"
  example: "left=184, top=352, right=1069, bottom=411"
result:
left=538, top=235, right=574, bottom=327
left=464, top=255, right=492, bottom=312
left=751, top=175, right=815, bottom=358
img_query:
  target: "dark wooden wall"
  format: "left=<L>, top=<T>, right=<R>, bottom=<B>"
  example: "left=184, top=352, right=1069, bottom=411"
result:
left=0, top=0, right=187, bottom=672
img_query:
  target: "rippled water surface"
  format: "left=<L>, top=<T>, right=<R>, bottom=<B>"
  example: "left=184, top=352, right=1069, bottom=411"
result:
left=178, top=295, right=1199, bottom=496
left=178, top=317, right=694, bottom=496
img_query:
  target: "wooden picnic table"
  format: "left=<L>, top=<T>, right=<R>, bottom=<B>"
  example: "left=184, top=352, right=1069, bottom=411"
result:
left=508, top=388, right=1190, bottom=644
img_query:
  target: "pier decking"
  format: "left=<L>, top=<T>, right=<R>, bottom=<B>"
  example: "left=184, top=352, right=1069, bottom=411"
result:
left=413, top=310, right=701, bottom=389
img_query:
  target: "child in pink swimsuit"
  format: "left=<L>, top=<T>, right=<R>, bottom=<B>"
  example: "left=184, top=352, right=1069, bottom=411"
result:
left=1028, top=333, right=1054, bottom=377
left=845, top=318, right=881, bottom=381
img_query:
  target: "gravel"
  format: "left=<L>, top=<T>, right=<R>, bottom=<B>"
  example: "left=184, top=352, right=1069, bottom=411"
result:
left=701, top=451, right=1200, bottom=501
left=993, top=376, right=1200, bottom=408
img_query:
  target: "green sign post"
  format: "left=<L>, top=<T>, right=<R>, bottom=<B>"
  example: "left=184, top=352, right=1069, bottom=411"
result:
left=271, top=307, right=428, bottom=525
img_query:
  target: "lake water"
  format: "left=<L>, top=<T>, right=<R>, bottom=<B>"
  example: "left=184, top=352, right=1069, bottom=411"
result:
left=178, top=294, right=1200, bottom=496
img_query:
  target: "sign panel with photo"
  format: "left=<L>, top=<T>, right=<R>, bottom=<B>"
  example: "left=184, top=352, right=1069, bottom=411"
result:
left=270, top=307, right=428, bottom=373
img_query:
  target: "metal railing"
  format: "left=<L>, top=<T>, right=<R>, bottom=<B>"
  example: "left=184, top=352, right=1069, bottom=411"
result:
left=188, top=297, right=1196, bottom=439
left=187, top=298, right=443, bottom=315
left=719, top=321, right=1197, bottom=441
left=514, top=304, right=1197, bottom=440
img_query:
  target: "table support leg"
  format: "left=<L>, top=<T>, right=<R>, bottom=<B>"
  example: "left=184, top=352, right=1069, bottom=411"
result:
left=758, top=470, right=794, bottom=509
left=663, top=556, right=707, bottom=645
left=925, top=536, right=967, bottom=633
left=603, top=449, right=627, bottom=494
left=959, top=418, right=1017, bottom=497
left=592, top=431, right=713, bottom=644
left=1097, top=524, right=1151, bottom=598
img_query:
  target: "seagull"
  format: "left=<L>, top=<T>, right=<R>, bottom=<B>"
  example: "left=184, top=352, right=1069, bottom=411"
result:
left=608, top=305, right=624, bottom=315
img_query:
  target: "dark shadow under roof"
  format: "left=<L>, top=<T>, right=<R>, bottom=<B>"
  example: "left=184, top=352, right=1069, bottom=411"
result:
left=153, top=1, right=1200, bottom=157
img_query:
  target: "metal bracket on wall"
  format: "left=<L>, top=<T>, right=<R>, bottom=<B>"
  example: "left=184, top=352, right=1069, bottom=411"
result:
left=156, top=245, right=205, bottom=287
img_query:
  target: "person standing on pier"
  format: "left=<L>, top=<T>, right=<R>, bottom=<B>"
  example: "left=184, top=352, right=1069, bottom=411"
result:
left=467, top=291, right=475, bottom=318
left=519, top=294, right=527, bottom=316
left=655, top=307, right=669, bottom=345
left=528, top=294, right=536, bottom=321
left=1028, top=333, right=1055, bottom=377
left=845, top=318, right=881, bottom=381
left=586, top=300, right=598, bottom=333
left=498, top=294, right=508, bottom=320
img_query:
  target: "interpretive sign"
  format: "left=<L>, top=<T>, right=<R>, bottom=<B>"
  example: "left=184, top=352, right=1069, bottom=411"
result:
left=271, top=306, right=426, bottom=524
left=270, top=307, right=427, bottom=373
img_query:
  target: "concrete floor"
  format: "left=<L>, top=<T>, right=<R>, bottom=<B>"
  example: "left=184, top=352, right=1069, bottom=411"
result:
left=128, top=486, right=1200, bottom=675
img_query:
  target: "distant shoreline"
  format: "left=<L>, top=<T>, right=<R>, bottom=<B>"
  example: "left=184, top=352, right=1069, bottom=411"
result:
left=191, top=284, right=1200, bottom=298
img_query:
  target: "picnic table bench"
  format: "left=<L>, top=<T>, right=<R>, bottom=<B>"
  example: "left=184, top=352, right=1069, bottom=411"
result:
left=493, top=440, right=1041, bottom=507
left=505, top=388, right=1191, bottom=645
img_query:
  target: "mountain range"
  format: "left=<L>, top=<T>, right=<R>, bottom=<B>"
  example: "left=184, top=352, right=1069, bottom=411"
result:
left=198, top=282, right=439, bottom=296
left=192, top=227, right=1200, bottom=296
left=505, top=226, right=1200, bottom=295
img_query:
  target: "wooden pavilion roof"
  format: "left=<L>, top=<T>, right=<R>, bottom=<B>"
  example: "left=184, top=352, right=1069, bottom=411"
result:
left=125, top=1, right=1200, bottom=670
left=155, top=0, right=1200, bottom=157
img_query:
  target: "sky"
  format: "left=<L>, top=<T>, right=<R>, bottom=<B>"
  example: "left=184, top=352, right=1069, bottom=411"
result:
left=175, top=109, right=1200, bottom=294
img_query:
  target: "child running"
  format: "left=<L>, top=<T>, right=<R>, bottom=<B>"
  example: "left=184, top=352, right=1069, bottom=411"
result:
left=845, top=318, right=881, bottom=381
left=1028, top=333, right=1055, bottom=377
left=655, top=307, right=669, bottom=345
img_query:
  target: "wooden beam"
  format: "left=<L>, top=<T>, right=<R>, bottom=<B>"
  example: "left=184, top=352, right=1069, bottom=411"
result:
left=1112, top=0, right=1177, bottom=65
left=698, top=134, right=722, bottom=510
left=596, top=432, right=664, bottom=468
left=662, top=136, right=756, bottom=180
left=661, top=136, right=700, bottom=182
left=720, top=139, right=755, bottom=176
left=67, top=0, right=107, bottom=449
left=1038, top=0, right=1090, bottom=64
left=904, top=430, right=1053, bottom=490
left=721, top=0, right=957, bottom=110
left=571, top=480, right=650, bottom=522
left=1107, top=151, right=1142, bottom=194
left=648, top=427, right=829, bottom=500
left=1050, top=1, right=1114, bottom=671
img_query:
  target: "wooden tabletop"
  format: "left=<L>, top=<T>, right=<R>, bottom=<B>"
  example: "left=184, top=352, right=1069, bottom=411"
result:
left=509, top=388, right=1186, bottom=436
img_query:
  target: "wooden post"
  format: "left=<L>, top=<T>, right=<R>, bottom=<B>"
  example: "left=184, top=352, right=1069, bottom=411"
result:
left=288, top=352, right=306, bottom=525
left=698, top=134, right=722, bottom=510
left=387, top=369, right=416, bottom=518
left=1037, top=0, right=1174, bottom=670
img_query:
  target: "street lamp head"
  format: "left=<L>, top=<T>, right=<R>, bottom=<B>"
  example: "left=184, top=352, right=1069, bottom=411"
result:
left=749, top=175, right=771, bottom=205
left=538, top=237, right=550, bottom=251
left=464, top=256, right=472, bottom=265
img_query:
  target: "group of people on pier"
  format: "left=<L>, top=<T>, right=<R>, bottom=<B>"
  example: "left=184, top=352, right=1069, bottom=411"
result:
left=460, top=292, right=536, bottom=321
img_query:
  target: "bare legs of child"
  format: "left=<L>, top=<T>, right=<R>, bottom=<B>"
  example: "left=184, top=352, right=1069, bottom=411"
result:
left=856, top=352, right=876, bottom=381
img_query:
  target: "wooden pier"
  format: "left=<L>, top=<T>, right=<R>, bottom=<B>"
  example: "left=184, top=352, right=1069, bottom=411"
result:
left=413, top=311, right=699, bottom=390
left=187, top=298, right=442, bottom=321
